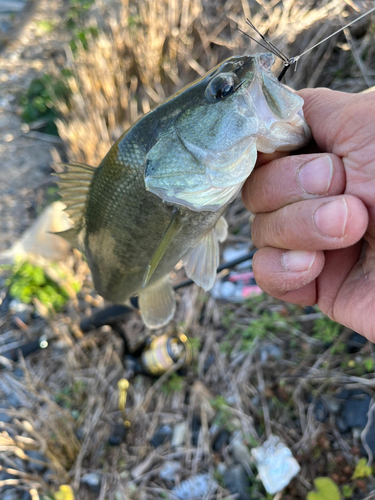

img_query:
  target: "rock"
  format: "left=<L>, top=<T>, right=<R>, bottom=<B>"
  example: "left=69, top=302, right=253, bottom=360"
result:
left=43, top=469, right=55, bottom=483
left=361, top=424, right=375, bottom=458
left=213, top=429, right=230, bottom=452
left=159, top=461, right=181, bottom=481
left=323, top=396, right=341, bottom=414
left=191, top=414, right=201, bottom=446
left=9, top=299, right=33, bottom=325
left=172, top=473, right=216, bottom=500
left=150, top=425, right=172, bottom=448
left=343, top=393, right=370, bottom=429
left=259, top=342, right=282, bottom=362
left=108, top=422, right=127, bottom=446
left=25, top=450, right=48, bottom=472
left=347, top=332, right=367, bottom=353
left=224, top=464, right=252, bottom=500
left=303, top=306, right=316, bottom=314
left=3, top=491, right=19, bottom=500
left=216, top=462, right=227, bottom=476
left=318, top=390, right=371, bottom=431
left=75, top=427, right=85, bottom=441
left=203, top=354, right=215, bottom=374
left=6, top=393, right=22, bottom=408
left=81, top=472, right=102, bottom=492
left=172, top=422, right=188, bottom=449
left=13, top=368, right=24, bottom=378
left=0, top=471, right=15, bottom=491
left=0, top=400, right=12, bottom=423
left=336, top=415, right=349, bottom=433
left=313, top=400, right=328, bottom=423
left=231, top=434, right=252, bottom=473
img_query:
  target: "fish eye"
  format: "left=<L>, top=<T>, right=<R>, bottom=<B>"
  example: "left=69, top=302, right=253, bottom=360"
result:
left=205, top=74, right=236, bottom=101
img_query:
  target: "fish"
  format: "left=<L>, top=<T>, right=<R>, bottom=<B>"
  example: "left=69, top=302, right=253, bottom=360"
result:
left=56, top=52, right=311, bottom=329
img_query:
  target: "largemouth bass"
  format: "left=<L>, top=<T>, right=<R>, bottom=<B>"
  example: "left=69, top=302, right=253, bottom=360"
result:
left=57, top=53, right=310, bottom=328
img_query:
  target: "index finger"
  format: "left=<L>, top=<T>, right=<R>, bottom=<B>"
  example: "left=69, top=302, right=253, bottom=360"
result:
left=242, top=153, right=346, bottom=214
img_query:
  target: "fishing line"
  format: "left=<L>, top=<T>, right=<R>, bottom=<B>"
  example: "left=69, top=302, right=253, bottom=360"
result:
left=239, top=5, right=375, bottom=81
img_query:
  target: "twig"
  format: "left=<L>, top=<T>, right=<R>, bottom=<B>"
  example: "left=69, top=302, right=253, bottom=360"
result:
left=256, top=361, right=271, bottom=439
left=361, top=399, right=375, bottom=465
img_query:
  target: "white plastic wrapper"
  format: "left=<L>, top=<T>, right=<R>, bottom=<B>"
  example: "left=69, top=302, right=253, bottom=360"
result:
left=251, top=435, right=301, bottom=494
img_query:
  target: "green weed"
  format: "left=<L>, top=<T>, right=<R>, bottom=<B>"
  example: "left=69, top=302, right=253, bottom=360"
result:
left=312, top=314, right=342, bottom=343
left=20, top=72, right=71, bottom=135
left=4, top=261, right=76, bottom=312
left=161, top=373, right=184, bottom=394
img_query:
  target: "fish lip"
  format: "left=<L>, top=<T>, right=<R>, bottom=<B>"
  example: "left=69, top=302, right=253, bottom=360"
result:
left=233, top=53, right=276, bottom=93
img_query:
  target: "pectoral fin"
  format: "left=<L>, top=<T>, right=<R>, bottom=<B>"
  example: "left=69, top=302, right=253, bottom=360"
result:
left=138, top=275, right=176, bottom=329
left=143, top=210, right=181, bottom=287
left=182, top=216, right=228, bottom=291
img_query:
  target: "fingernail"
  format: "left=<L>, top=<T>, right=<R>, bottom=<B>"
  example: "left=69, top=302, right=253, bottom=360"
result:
left=298, top=156, right=333, bottom=195
left=281, top=250, right=316, bottom=272
left=313, top=198, right=348, bottom=238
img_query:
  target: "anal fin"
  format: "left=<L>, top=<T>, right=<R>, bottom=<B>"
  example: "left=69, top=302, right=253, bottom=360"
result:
left=138, top=275, right=176, bottom=329
left=182, top=216, right=228, bottom=291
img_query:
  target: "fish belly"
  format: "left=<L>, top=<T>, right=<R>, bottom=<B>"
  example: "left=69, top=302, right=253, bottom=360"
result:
left=84, top=147, right=221, bottom=304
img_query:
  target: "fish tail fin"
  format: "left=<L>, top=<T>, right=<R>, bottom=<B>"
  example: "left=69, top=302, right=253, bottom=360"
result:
left=138, top=275, right=176, bottom=329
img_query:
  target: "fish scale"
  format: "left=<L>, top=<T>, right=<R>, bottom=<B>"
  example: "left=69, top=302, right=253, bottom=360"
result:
left=56, top=53, right=310, bottom=328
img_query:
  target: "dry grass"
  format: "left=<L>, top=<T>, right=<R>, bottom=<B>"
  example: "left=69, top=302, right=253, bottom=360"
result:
left=1, top=0, right=375, bottom=499
left=56, top=0, right=375, bottom=165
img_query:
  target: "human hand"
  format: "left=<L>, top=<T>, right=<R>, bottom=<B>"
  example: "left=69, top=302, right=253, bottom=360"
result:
left=242, top=88, right=375, bottom=340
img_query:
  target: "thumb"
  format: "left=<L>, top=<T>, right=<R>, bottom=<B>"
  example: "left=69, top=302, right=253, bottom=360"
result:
left=296, top=88, right=364, bottom=154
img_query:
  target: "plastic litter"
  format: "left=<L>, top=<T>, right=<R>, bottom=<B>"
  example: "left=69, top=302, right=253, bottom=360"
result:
left=211, top=269, right=263, bottom=302
left=0, top=201, right=72, bottom=264
left=211, top=244, right=262, bottom=302
left=251, top=435, right=300, bottom=494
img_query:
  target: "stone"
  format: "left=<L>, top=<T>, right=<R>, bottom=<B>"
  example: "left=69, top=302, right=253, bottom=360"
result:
left=343, top=393, right=370, bottom=429
left=224, top=464, right=252, bottom=500
left=213, top=429, right=230, bottom=452
left=347, top=332, right=367, bottom=353
left=3, top=491, right=19, bottom=500
left=81, top=472, right=102, bottom=492
left=313, top=400, right=328, bottom=423
left=0, top=409, right=12, bottom=423
left=191, top=414, right=201, bottom=446
left=171, top=422, right=188, bottom=449
left=231, top=434, right=252, bottom=472
left=6, top=393, right=22, bottom=408
left=25, top=450, right=48, bottom=472
left=150, top=425, right=172, bottom=448
left=361, top=424, right=375, bottom=458
left=159, top=461, right=181, bottom=481
left=108, top=422, right=127, bottom=446
left=203, top=354, right=215, bottom=374
left=336, top=415, right=349, bottom=434
left=13, top=368, right=24, bottom=378
left=259, top=342, right=282, bottom=362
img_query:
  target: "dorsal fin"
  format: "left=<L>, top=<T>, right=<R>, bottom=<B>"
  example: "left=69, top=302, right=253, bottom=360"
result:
left=55, top=162, right=96, bottom=225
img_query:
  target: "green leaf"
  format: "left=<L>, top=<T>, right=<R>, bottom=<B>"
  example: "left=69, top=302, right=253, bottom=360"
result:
left=352, top=458, right=372, bottom=479
left=341, top=485, right=353, bottom=498
left=307, top=477, right=340, bottom=500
